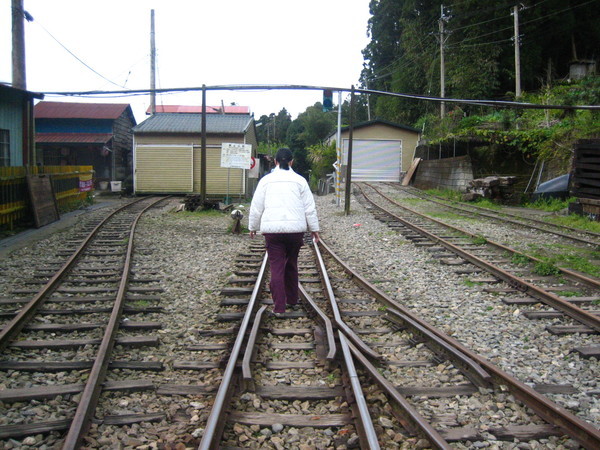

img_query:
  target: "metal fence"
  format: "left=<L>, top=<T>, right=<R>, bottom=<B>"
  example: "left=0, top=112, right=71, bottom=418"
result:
left=0, top=165, right=94, bottom=229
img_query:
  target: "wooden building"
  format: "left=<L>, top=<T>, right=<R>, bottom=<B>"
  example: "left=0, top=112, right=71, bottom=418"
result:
left=327, top=119, right=420, bottom=182
left=0, top=83, right=43, bottom=166
left=34, top=101, right=136, bottom=187
left=133, top=113, right=257, bottom=197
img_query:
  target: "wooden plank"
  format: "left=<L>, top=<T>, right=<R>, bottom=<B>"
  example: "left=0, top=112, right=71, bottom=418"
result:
left=271, top=342, right=315, bottom=350
left=573, top=345, right=600, bottom=358
left=255, top=386, right=344, bottom=400
left=440, top=424, right=562, bottom=442
left=524, top=310, right=600, bottom=319
left=100, top=413, right=165, bottom=426
left=0, top=360, right=163, bottom=371
left=229, top=411, right=352, bottom=427
left=26, top=174, right=59, bottom=228
left=402, top=158, right=421, bottom=186
left=187, top=343, right=230, bottom=351
left=546, top=325, right=596, bottom=335
left=0, top=419, right=70, bottom=440
left=396, top=384, right=477, bottom=397
left=265, top=361, right=316, bottom=369
left=9, top=336, right=159, bottom=349
left=23, top=321, right=161, bottom=331
left=266, top=328, right=313, bottom=336
left=0, top=383, right=85, bottom=402
left=172, top=361, right=221, bottom=370
left=533, top=384, right=578, bottom=394
left=156, top=384, right=216, bottom=395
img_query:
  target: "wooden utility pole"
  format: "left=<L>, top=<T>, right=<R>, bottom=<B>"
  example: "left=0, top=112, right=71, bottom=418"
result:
left=12, top=0, right=26, bottom=90
left=201, top=85, right=207, bottom=205
left=344, top=86, right=355, bottom=216
left=150, top=10, right=156, bottom=114
left=513, top=5, right=522, bottom=98
left=438, top=5, right=449, bottom=117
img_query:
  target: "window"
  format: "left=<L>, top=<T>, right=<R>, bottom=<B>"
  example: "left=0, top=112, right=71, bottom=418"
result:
left=0, top=129, right=9, bottom=167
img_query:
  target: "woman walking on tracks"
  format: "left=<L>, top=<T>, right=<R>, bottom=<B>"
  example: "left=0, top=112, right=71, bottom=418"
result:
left=249, top=148, right=320, bottom=315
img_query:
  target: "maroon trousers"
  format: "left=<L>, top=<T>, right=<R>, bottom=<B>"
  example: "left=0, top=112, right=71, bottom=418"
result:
left=263, top=233, right=304, bottom=313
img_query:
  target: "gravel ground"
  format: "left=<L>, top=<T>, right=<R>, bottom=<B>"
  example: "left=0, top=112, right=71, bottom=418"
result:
left=0, top=189, right=598, bottom=448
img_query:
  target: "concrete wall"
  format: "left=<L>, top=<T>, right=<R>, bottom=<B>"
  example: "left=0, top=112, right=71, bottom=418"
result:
left=412, top=155, right=474, bottom=191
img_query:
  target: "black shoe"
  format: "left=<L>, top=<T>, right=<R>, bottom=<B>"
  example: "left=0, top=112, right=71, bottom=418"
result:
left=287, top=304, right=301, bottom=311
left=272, top=312, right=285, bottom=318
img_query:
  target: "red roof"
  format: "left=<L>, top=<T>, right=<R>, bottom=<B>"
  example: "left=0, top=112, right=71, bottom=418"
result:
left=146, top=105, right=250, bottom=114
left=35, top=101, right=130, bottom=119
left=36, top=133, right=113, bottom=144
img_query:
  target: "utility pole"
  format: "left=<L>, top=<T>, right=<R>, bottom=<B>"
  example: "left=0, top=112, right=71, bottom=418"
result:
left=150, top=10, right=156, bottom=114
left=12, top=0, right=26, bottom=90
left=512, top=5, right=522, bottom=98
left=438, top=5, right=450, bottom=118
left=344, top=86, right=355, bottom=216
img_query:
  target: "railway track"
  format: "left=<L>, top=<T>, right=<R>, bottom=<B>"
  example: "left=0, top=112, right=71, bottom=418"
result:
left=196, top=236, right=600, bottom=448
left=356, top=183, right=600, bottom=349
left=0, top=196, right=167, bottom=448
left=391, top=183, right=600, bottom=248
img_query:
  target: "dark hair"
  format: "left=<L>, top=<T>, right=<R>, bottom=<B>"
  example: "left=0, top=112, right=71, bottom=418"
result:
left=275, top=148, right=293, bottom=170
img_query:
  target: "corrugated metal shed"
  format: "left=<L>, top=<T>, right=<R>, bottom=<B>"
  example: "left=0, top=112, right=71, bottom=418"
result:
left=145, top=105, right=250, bottom=114
left=34, top=101, right=130, bottom=120
left=133, top=113, right=253, bottom=134
left=36, top=133, right=112, bottom=144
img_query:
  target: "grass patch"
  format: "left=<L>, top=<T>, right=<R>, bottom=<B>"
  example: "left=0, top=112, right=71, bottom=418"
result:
left=425, top=188, right=462, bottom=201
left=470, top=235, right=487, bottom=245
left=560, top=291, right=582, bottom=298
left=511, top=253, right=531, bottom=265
left=175, top=209, right=225, bottom=219
left=533, top=260, right=560, bottom=276
left=429, top=212, right=465, bottom=221
left=472, top=198, right=503, bottom=210
left=463, top=279, right=483, bottom=287
left=524, top=197, right=575, bottom=212
left=543, top=214, right=600, bottom=233
left=526, top=244, right=600, bottom=278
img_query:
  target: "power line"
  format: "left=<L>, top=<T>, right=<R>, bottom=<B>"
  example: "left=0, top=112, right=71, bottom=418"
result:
left=33, top=19, right=126, bottom=89
left=40, top=84, right=600, bottom=111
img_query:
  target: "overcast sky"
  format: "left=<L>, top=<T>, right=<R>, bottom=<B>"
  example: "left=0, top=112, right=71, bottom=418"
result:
left=1, top=0, right=371, bottom=123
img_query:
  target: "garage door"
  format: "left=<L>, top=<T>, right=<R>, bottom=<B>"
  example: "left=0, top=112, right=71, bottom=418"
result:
left=343, top=139, right=402, bottom=182
left=135, top=145, right=193, bottom=193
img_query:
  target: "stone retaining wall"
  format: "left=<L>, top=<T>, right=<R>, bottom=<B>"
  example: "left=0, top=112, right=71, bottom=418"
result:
left=412, top=155, right=474, bottom=191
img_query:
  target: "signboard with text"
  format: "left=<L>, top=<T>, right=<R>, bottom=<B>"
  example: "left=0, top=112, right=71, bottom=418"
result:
left=220, top=143, right=252, bottom=170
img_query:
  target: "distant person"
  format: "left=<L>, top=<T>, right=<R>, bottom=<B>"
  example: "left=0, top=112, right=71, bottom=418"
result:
left=249, top=148, right=320, bottom=316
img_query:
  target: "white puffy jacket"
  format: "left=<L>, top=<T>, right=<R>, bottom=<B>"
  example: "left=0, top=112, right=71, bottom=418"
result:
left=249, top=166, right=319, bottom=234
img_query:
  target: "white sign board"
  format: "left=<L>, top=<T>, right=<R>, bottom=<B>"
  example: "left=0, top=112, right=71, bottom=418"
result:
left=221, top=143, right=252, bottom=169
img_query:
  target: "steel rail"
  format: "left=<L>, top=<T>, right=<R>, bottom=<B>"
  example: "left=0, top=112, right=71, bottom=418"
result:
left=310, top=238, right=381, bottom=360
left=337, top=332, right=381, bottom=450
left=242, top=305, right=268, bottom=380
left=0, top=197, right=147, bottom=352
left=312, top=238, right=449, bottom=447
left=367, top=183, right=600, bottom=291
left=318, top=238, right=491, bottom=388
left=198, top=252, right=269, bottom=450
left=298, top=284, right=337, bottom=360
left=359, top=184, right=600, bottom=332
left=318, top=234, right=600, bottom=449
left=396, top=184, right=600, bottom=246
left=344, top=338, right=452, bottom=449
left=62, top=196, right=168, bottom=449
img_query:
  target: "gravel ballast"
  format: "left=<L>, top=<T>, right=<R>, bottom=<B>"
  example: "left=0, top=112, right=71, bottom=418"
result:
left=0, top=190, right=598, bottom=448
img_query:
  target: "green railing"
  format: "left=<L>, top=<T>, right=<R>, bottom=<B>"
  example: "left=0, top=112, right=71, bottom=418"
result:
left=0, top=166, right=94, bottom=229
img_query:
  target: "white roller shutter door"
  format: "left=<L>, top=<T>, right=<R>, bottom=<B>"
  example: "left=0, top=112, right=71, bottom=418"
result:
left=343, top=139, right=402, bottom=182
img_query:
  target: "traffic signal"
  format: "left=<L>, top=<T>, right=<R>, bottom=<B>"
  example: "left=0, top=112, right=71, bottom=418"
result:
left=323, top=90, right=333, bottom=112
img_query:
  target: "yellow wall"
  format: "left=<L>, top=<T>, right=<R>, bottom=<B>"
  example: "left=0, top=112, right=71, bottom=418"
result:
left=134, top=134, right=252, bottom=195
left=337, top=123, right=419, bottom=172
